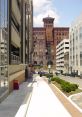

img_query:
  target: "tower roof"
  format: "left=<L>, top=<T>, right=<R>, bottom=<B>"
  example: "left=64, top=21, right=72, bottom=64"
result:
left=43, top=16, right=54, bottom=22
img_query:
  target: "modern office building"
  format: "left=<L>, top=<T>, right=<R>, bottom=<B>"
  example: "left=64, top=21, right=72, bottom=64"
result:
left=0, top=29, right=8, bottom=76
left=56, top=39, right=69, bottom=73
left=69, top=14, right=82, bottom=76
left=8, top=0, right=33, bottom=91
left=0, top=0, right=33, bottom=100
left=33, top=17, right=69, bottom=69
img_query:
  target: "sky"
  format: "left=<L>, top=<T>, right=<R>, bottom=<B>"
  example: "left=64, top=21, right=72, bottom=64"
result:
left=33, top=0, right=82, bottom=27
left=0, top=0, right=7, bottom=27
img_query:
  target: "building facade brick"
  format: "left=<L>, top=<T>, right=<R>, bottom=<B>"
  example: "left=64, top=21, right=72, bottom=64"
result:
left=33, top=17, right=69, bottom=69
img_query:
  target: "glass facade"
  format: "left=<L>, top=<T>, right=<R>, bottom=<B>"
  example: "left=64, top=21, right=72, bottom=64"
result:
left=0, top=0, right=8, bottom=96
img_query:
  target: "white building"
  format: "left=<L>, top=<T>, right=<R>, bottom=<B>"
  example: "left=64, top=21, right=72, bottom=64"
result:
left=69, top=14, right=82, bottom=76
left=56, top=39, right=69, bottom=73
left=0, top=29, right=8, bottom=65
left=0, top=29, right=8, bottom=85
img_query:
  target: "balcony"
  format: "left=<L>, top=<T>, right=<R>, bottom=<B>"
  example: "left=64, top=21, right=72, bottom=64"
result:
left=12, top=0, right=21, bottom=25
left=11, top=25, right=20, bottom=48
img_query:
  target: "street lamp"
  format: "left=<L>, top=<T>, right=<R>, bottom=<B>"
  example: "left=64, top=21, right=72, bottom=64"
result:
left=48, top=64, right=51, bottom=83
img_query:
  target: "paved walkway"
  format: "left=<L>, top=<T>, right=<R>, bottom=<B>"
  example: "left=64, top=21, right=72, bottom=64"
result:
left=0, top=80, right=33, bottom=117
left=0, top=74, right=82, bottom=117
left=70, top=93, right=82, bottom=110
left=26, top=75, right=71, bottom=117
left=49, top=82, right=82, bottom=117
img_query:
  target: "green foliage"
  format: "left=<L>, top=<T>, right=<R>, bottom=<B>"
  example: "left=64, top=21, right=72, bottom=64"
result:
left=49, top=73, right=53, bottom=77
left=51, top=77, right=79, bottom=93
left=61, top=83, right=71, bottom=92
left=42, top=73, right=49, bottom=77
left=33, top=65, right=43, bottom=69
left=43, top=73, right=53, bottom=78
left=71, top=84, right=79, bottom=91
left=61, top=83, right=79, bottom=92
left=51, top=77, right=56, bottom=81
left=74, top=84, right=79, bottom=89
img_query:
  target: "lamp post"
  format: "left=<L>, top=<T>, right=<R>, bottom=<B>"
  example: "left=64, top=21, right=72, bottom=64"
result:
left=48, top=64, right=51, bottom=83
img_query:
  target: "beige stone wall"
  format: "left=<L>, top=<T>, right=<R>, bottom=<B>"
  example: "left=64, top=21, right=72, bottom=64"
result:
left=9, top=65, right=25, bottom=75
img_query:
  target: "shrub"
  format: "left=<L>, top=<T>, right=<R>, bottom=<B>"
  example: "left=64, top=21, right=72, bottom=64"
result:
left=42, top=73, right=48, bottom=77
left=51, top=77, right=68, bottom=85
left=61, top=83, right=78, bottom=92
left=44, top=73, right=53, bottom=78
left=74, top=84, right=79, bottom=89
left=51, top=77, right=61, bottom=83
left=61, top=83, right=72, bottom=93
left=70, top=84, right=76, bottom=91
left=71, top=84, right=79, bottom=91
left=46, top=74, right=50, bottom=78
left=51, top=77, right=79, bottom=93
left=51, top=77, right=56, bottom=81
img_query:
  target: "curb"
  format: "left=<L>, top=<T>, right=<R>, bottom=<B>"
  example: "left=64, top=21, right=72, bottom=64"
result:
left=15, top=91, right=32, bottom=117
left=24, top=92, right=32, bottom=117
left=69, top=92, right=82, bottom=113
left=51, top=83, right=82, bottom=113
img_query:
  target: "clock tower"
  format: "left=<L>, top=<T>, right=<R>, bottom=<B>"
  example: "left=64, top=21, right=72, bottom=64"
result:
left=43, top=16, right=55, bottom=65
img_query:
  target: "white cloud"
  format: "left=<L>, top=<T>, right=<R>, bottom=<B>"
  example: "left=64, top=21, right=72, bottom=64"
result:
left=33, top=0, right=60, bottom=27
left=33, top=0, right=51, bottom=14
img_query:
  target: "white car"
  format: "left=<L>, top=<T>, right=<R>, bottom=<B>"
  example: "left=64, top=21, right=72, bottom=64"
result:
left=55, top=71, right=61, bottom=75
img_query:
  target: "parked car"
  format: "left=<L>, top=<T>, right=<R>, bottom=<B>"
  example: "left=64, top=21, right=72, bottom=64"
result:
left=55, top=71, right=61, bottom=75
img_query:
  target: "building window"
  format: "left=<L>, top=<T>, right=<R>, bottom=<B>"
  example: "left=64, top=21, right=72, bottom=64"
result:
left=65, top=47, right=69, bottom=49
left=80, top=60, right=82, bottom=66
left=76, top=54, right=78, bottom=66
left=65, top=42, right=69, bottom=44
left=79, top=27, right=82, bottom=39
left=80, top=52, right=82, bottom=66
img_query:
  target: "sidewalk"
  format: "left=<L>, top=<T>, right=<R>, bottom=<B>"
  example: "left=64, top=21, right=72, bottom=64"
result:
left=0, top=80, right=33, bottom=117
left=26, top=75, right=71, bottom=117
left=0, top=74, right=81, bottom=117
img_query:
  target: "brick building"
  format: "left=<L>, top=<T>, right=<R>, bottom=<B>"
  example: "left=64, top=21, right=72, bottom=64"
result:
left=33, top=17, right=69, bottom=69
